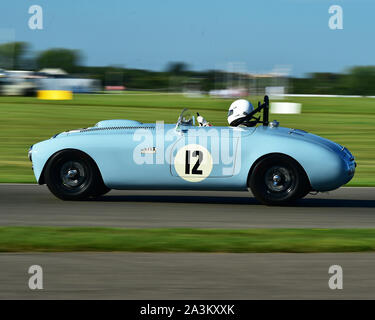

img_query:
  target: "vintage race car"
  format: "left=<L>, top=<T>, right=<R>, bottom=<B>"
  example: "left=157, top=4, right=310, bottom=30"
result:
left=28, top=96, right=356, bottom=205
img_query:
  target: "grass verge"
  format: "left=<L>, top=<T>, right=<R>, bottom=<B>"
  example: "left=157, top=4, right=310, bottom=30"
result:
left=0, top=94, right=374, bottom=185
left=1, top=227, right=375, bottom=253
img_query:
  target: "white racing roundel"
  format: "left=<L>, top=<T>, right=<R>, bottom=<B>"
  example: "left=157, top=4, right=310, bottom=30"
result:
left=174, top=144, right=213, bottom=182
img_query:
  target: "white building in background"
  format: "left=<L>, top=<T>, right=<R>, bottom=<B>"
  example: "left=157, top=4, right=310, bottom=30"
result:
left=39, top=68, right=67, bottom=76
left=38, top=68, right=101, bottom=93
left=0, top=68, right=101, bottom=96
left=0, top=70, right=38, bottom=96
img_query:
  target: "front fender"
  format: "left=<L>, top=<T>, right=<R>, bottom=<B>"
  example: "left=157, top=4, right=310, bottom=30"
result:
left=31, top=136, right=106, bottom=184
left=240, top=131, right=348, bottom=191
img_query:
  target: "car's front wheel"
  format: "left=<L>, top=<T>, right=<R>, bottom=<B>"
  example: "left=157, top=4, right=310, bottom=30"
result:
left=45, top=150, right=107, bottom=200
left=248, top=154, right=310, bottom=206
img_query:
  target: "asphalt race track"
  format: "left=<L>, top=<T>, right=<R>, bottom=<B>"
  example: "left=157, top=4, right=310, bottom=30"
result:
left=0, top=184, right=374, bottom=228
left=1, top=184, right=375, bottom=299
left=1, top=252, right=375, bottom=299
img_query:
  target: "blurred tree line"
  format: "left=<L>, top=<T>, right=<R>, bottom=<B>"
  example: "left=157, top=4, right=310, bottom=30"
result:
left=1, top=41, right=375, bottom=95
left=291, top=67, right=375, bottom=96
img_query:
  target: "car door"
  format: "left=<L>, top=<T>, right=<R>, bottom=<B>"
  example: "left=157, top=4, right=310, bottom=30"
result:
left=169, top=125, right=242, bottom=180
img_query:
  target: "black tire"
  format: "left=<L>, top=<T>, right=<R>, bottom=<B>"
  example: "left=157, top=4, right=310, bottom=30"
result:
left=44, top=150, right=105, bottom=200
left=248, top=154, right=310, bottom=206
left=91, top=184, right=111, bottom=198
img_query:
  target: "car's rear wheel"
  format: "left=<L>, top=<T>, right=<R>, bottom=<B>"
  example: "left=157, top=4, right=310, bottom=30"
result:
left=45, top=150, right=107, bottom=200
left=248, top=154, right=310, bottom=206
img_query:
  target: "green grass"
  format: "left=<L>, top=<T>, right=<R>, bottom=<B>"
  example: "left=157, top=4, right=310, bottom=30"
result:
left=0, top=93, right=374, bottom=184
left=1, top=227, right=375, bottom=253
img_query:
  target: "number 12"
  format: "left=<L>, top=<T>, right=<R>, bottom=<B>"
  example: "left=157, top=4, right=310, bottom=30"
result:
left=185, top=150, right=203, bottom=175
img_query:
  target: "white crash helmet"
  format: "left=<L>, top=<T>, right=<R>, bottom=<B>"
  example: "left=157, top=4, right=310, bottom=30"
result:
left=227, top=99, right=254, bottom=126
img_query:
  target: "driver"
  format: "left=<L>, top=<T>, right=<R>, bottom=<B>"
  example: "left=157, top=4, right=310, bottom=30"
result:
left=196, top=99, right=255, bottom=127
left=227, top=99, right=254, bottom=127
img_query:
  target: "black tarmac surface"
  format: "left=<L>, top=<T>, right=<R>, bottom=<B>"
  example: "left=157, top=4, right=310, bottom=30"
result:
left=1, top=252, right=375, bottom=299
left=1, top=184, right=375, bottom=299
left=0, top=184, right=374, bottom=228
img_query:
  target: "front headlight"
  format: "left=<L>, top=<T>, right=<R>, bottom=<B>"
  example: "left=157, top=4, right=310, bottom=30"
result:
left=28, top=145, right=33, bottom=162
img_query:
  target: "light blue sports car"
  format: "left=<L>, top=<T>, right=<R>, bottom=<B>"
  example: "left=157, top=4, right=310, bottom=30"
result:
left=28, top=96, right=356, bottom=205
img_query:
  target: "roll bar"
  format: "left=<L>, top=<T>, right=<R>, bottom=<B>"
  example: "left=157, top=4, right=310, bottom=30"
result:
left=245, top=95, right=269, bottom=126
